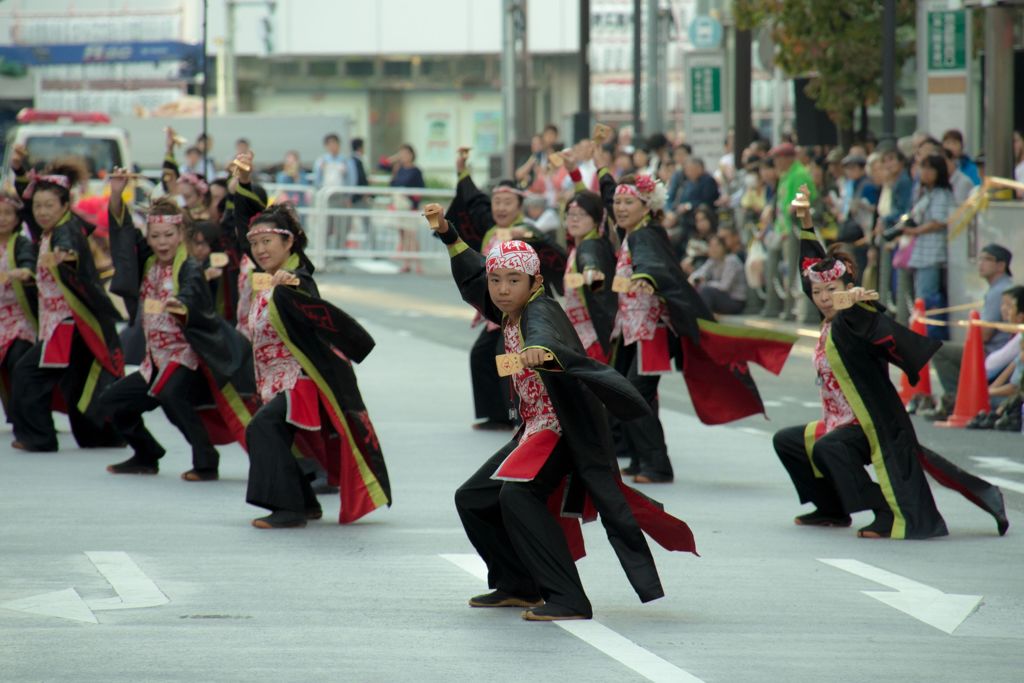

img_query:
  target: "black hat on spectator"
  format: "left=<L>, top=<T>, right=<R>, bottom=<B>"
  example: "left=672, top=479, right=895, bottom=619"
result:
left=841, top=154, right=867, bottom=167
left=981, top=243, right=1012, bottom=276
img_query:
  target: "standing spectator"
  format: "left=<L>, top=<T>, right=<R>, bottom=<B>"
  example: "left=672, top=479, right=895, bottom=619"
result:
left=313, top=133, right=349, bottom=249
left=689, top=235, right=748, bottom=315
left=905, top=154, right=953, bottom=308
left=645, top=132, right=671, bottom=175
left=390, top=143, right=425, bottom=273
left=944, top=148, right=974, bottom=205
left=274, top=150, right=306, bottom=185
left=612, top=150, right=635, bottom=179
left=541, top=124, right=559, bottom=155
left=874, top=148, right=914, bottom=306
left=1014, top=131, right=1024, bottom=184
left=836, top=153, right=876, bottom=278
left=193, top=133, right=217, bottom=180
left=347, top=137, right=372, bottom=247
left=941, top=129, right=981, bottom=186
left=762, top=143, right=815, bottom=321
left=179, top=146, right=205, bottom=177
left=666, top=143, right=693, bottom=208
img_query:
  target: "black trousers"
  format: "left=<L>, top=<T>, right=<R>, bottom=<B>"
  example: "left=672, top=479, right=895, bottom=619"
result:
left=454, top=442, right=592, bottom=616
left=613, top=341, right=672, bottom=479
left=245, top=394, right=317, bottom=514
left=1, top=338, right=32, bottom=423
left=773, top=423, right=886, bottom=515
left=470, top=326, right=512, bottom=423
left=96, top=369, right=219, bottom=470
left=11, top=334, right=122, bottom=451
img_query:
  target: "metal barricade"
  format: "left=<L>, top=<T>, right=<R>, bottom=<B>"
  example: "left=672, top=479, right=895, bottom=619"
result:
left=263, top=183, right=454, bottom=270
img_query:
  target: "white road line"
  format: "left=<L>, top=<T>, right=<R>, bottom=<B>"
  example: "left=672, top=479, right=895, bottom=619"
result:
left=440, top=553, right=704, bottom=683
left=819, top=558, right=982, bottom=634
left=982, top=476, right=1024, bottom=496
left=739, top=427, right=769, bottom=437
left=761, top=400, right=783, bottom=408
left=970, top=456, right=1024, bottom=475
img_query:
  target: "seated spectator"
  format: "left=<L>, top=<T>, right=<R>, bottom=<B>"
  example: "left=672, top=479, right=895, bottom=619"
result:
left=965, top=286, right=1024, bottom=430
left=926, top=256, right=1018, bottom=421
left=681, top=204, right=717, bottom=274
left=717, top=224, right=746, bottom=262
left=689, top=235, right=748, bottom=315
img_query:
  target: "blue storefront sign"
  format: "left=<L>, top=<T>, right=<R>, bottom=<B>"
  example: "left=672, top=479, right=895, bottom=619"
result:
left=0, top=41, right=200, bottom=66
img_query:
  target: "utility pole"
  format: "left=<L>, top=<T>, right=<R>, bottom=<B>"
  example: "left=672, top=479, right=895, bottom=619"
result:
left=575, top=0, right=591, bottom=143
left=224, top=0, right=237, bottom=114
left=202, top=0, right=209, bottom=173
left=881, top=0, right=896, bottom=145
left=983, top=4, right=1015, bottom=179
left=733, top=26, right=752, bottom=155
left=632, top=0, right=643, bottom=139
left=645, top=0, right=661, bottom=133
left=502, top=0, right=519, bottom=177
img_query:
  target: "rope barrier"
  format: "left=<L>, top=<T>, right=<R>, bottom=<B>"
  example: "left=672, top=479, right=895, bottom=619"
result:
left=923, top=301, right=982, bottom=316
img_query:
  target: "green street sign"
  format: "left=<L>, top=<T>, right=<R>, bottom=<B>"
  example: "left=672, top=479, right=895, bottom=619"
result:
left=928, top=10, right=965, bottom=71
left=690, top=65, right=721, bottom=114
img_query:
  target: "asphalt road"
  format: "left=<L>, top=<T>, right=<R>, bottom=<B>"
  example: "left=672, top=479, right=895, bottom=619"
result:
left=1, top=262, right=1021, bottom=682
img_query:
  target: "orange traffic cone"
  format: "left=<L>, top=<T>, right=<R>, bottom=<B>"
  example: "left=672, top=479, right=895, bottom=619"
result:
left=899, top=299, right=933, bottom=408
left=936, top=310, right=990, bottom=428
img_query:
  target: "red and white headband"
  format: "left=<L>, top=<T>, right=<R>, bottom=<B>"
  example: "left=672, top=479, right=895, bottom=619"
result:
left=0, top=194, right=23, bottom=209
left=148, top=214, right=183, bottom=225
left=23, top=172, right=72, bottom=200
left=247, top=224, right=293, bottom=240
left=492, top=185, right=527, bottom=198
left=485, top=240, right=540, bottom=276
left=614, top=174, right=665, bottom=210
left=178, top=173, right=209, bottom=196
left=802, top=257, right=847, bottom=283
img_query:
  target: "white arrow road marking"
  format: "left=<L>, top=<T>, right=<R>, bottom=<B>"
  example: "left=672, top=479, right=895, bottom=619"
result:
left=441, top=554, right=704, bottom=683
left=0, top=588, right=98, bottom=624
left=819, top=558, right=982, bottom=634
left=969, top=456, right=1024, bottom=475
left=970, top=472, right=1024, bottom=496
left=1, top=552, right=167, bottom=623
left=84, top=552, right=168, bottom=611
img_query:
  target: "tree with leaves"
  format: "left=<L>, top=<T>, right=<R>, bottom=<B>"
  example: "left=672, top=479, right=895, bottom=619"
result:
left=735, top=0, right=916, bottom=145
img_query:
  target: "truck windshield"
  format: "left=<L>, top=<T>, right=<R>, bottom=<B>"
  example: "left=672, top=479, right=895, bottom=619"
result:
left=25, top=136, right=123, bottom=177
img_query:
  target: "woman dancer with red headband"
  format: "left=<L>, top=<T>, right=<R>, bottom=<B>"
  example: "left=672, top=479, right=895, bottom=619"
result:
left=610, top=173, right=796, bottom=483
left=558, top=150, right=617, bottom=363
left=772, top=190, right=1007, bottom=539
left=230, top=168, right=391, bottom=529
left=0, top=188, right=36, bottom=422
left=98, top=172, right=253, bottom=480
left=443, top=151, right=566, bottom=431
left=8, top=149, right=124, bottom=451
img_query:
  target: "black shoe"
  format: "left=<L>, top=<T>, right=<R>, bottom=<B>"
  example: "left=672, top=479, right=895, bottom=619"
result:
left=922, top=395, right=955, bottom=422
left=521, top=603, right=592, bottom=621
left=306, top=505, right=323, bottom=520
left=634, top=471, right=673, bottom=484
left=966, top=411, right=994, bottom=430
left=251, top=511, right=307, bottom=529
left=107, top=456, right=159, bottom=475
left=857, top=510, right=895, bottom=538
left=181, top=468, right=219, bottom=481
left=472, top=420, right=515, bottom=432
left=994, top=410, right=1022, bottom=432
left=468, top=590, right=542, bottom=608
left=794, top=509, right=852, bottom=527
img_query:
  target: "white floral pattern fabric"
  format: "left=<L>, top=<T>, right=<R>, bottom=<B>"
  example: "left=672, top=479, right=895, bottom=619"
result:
left=815, top=322, right=858, bottom=432
left=503, top=319, right=561, bottom=440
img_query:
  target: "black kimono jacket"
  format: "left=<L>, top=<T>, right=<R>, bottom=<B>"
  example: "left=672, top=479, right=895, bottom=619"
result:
left=444, top=172, right=567, bottom=293
left=230, top=194, right=392, bottom=523
left=108, top=205, right=255, bottom=445
left=799, top=226, right=1007, bottom=538
left=445, top=231, right=697, bottom=604
left=0, top=230, right=38, bottom=404
left=568, top=232, right=617, bottom=357
left=625, top=222, right=797, bottom=424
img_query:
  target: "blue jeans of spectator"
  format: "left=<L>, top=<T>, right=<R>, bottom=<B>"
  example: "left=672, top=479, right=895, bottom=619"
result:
left=913, top=266, right=943, bottom=301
